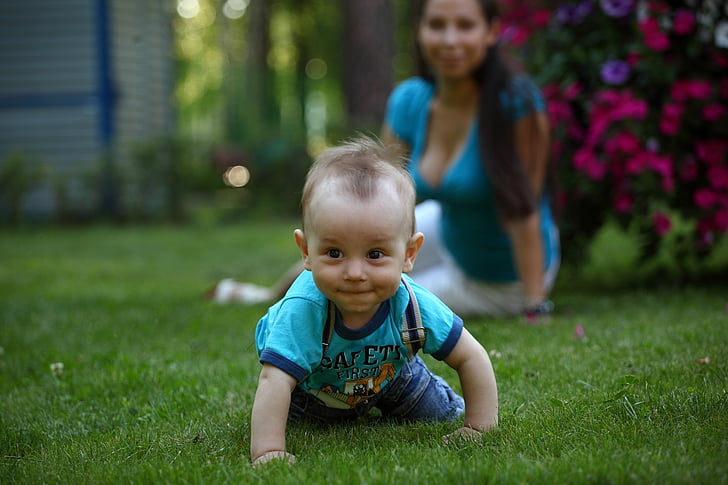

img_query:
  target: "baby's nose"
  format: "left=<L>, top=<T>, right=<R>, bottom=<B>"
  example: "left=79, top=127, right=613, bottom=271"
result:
left=344, top=259, right=366, bottom=280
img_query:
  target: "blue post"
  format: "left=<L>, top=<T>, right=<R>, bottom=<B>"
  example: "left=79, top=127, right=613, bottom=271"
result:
left=95, top=0, right=117, bottom=217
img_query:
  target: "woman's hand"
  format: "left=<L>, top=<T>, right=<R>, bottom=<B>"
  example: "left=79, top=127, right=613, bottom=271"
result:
left=251, top=450, right=297, bottom=467
left=524, top=299, right=554, bottom=325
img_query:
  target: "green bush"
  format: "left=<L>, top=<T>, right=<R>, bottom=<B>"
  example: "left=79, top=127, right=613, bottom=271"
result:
left=0, top=151, right=46, bottom=224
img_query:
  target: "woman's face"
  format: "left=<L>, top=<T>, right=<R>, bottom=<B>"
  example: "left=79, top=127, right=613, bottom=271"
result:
left=418, top=0, right=500, bottom=81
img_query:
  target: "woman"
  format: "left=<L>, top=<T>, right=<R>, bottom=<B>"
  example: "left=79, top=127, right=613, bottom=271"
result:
left=382, top=0, right=559, bottom=319
left=210, top=0, right=559, bottom=321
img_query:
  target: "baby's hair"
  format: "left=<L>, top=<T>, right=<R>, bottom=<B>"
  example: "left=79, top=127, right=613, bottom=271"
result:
left=300, top=135, right=416, bottom=233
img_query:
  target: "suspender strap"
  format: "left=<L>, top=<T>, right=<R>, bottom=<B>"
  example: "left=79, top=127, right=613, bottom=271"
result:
left=321, top=278, right=426, bottom=358
left=400, top=277, right=426, bottom=360
left=322, top=300, right=337, bottom=355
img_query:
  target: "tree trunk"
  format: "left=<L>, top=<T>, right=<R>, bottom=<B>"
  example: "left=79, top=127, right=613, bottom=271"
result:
left=243, top=0, right=277, bottom=143
left=342, top=0, right=395, bottom=128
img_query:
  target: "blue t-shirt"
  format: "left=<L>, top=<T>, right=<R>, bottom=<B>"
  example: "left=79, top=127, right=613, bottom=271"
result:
left=385, top=77, right=559, bottom=282
left=256, top=271, right=463, bottom=410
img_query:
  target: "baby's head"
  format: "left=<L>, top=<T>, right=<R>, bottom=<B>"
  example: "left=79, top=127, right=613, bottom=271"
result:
left=300, top=136, right=416, bottom=238
left=295, top=136, right=423, bottom=324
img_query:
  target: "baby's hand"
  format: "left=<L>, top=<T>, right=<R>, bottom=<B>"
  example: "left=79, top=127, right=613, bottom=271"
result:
left=442, top=426, right=483, bottom=445
left=251, top=451, right=296, bottom=467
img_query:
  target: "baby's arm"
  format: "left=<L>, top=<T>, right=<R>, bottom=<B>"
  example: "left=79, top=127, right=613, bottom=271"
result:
left=443, top=328, right=498, bottom=438
left=250, top=363, right=297, bottom=465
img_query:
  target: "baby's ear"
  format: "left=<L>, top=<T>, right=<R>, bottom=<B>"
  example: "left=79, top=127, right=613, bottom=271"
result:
left=294, top=229, right=312, bottom=270
left=403, top=232, right=424, bottom=273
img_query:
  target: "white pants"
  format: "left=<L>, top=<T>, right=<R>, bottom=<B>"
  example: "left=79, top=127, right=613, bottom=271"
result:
left=409, top=200, right=559, bottom=317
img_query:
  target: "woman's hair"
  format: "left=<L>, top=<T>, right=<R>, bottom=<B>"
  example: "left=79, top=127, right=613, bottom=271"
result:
left=414, top=0, right=553, bottom=221
left=300, top=135, right=417, bottom=233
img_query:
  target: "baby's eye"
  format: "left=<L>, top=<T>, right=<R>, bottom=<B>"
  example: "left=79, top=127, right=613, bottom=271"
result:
left=327, top=249, right=342, bottom=259
left=368, top=250, right=384, bottom=260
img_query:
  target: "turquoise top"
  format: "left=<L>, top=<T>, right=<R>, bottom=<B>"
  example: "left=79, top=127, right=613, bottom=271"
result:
left=256, top=271, right=463, bottom=410
left=385, top=76, right=559, bottom=282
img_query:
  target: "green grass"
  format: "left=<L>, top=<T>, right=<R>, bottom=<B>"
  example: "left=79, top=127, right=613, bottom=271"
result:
left=1, top=222, right=726, bottom=484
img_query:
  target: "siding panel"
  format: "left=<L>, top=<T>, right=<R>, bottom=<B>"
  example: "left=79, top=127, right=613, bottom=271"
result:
left=0, top=0, right=174, bottom=219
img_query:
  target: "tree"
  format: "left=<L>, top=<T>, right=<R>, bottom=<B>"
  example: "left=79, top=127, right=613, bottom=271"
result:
left=342, top=0, right=395, bottom=128
left=240, top=0, right=278, bottom=144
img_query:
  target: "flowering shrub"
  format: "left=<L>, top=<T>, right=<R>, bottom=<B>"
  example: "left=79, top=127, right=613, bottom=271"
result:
left=502, top=0, right=728, bottom=268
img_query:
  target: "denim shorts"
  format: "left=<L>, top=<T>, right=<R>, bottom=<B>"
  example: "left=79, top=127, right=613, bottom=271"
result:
left=288, top=356, right=464, bottom=424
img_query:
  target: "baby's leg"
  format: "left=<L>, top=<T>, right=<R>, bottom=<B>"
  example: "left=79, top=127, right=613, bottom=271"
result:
left=375, top=356, right=464, bottom=422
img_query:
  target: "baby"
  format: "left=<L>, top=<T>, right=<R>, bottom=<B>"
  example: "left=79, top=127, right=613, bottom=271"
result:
left=250, top=136, right=498, bottom=465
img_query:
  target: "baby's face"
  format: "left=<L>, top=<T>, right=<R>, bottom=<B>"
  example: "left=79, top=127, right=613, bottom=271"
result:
left=297, top=183, right=419, bottom=327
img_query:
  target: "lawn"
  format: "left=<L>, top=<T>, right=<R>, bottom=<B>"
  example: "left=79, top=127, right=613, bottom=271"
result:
left=1, top=221, right=726, bottom=484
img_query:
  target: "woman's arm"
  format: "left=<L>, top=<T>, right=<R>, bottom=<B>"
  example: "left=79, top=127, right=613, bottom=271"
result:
left=507, top=111, right=551, bottom=308
left=515, top=111, right=550, bottom=198
left=250, top=363, right=297, bottom=464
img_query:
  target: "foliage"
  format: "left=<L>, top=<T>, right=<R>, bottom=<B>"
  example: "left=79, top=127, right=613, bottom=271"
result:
left=0, top=151, right=46, bottom=224
left=123, top=136, right=223, bottom=221
left=1, top=223, right=727, bottom=484
left=502, top=0, right=728, bottom=268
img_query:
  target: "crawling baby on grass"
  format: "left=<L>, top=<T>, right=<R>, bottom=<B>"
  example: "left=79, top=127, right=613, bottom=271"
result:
left=250, top=137, right=498, bottom=465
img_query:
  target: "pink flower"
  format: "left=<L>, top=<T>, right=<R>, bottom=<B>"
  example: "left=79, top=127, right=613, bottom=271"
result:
left=551, top=138, right=564, bottom=158
left=614, top=192, right=634, bottom=212
left=647, top=1, right=669, bottom=14
left=593, top=89, right=649, bottom=121
left=649, top=154, right=672, bottom=178
left=639, top=18, right=670, bottom=51
left=586, top=159, right=608, bottom=180
left=567, top=122, right=585, bottom=140
left=696, top=139, right=728, bottom=165
left=673, top=10, right=696, bottom=35
left=503, top=25, right=529, bottom=46
left=626, top=152, right=649, bottom=174
left=708, top=165, right=728, bottom=189
left=541, top=83, right=561, bottom=99
left=715, top=54, right=728, bottom=69
left=672, top=80, right=713, bottom=102
left=691, top=81, right=713, bottom=99
left=615, top=131, right=641, bottom=153
left=653, top=212, right=672, bottom=236
left=662, top=103, right=684, bottom=119
left=605, top=131, right=641, bottom=155
left=574, top=148, right=607, bottom=180
left=659, top=117, right=680, bottom=135
left=679, top=157, right=698, bottom=182
left=564, top=81, right=582, bottom=100
left=595, top=89, right=623, bottom=105
left=585, top=117, right=610, bottom=147
left=702, top=103, right=726, bottom=121
left=715, top=210, right=728, bottom=232
left=547, top=100, right=572, bottom=124
left=573, top=148, right=595, bottom=171
left=697, top=219, right=715, bottom=247
left=660, top=103, right=684, bottom=135
left=626, top=52, right=641, bottom=67
left=533, top=9, right=551, bottom=29
left=694, top=188, right=717, bottom=209
left=613, top=99, right=648, bottom=119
